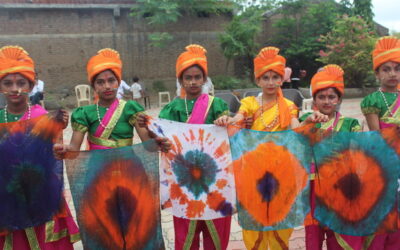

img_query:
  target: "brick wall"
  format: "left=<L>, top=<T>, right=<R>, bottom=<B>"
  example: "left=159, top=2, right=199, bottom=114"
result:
left=0, top=7, right=233, bottom=94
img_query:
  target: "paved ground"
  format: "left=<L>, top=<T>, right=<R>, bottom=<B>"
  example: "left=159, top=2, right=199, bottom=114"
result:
left=63, top=98, right=365, bottom=250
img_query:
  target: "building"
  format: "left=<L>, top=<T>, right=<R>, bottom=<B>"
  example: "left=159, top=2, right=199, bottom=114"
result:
left=0, top=0, right=233, bottom=94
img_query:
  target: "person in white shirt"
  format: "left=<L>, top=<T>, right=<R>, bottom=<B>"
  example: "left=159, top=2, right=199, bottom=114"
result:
left=116, top=79, right=130, bottom=99
left=29, top=73, right=44, bottom=105
left=130, top=76, right=143, bottom=101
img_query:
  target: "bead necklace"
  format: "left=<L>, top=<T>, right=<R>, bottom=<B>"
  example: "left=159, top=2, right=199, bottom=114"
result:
left=379, top=88, right=398, bottom=117
left=4, top=102, right=31, bottom=123
left=184, top=96, right=191, bottom=119
left=96, top=102, right=118, bottom=130
left=259, top=95, right=279, bottom=130
left=321, top=112, right=340, bottom=131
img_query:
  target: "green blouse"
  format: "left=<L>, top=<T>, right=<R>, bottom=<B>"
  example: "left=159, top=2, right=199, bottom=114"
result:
left=159, top=96, right=229, bottom=124
left=299, top=112, right=361, bottom=132
left=0, top=110, right=23, bottom=123
left=71, top=100, right=144, bottom=140
left=360, top=91, right=398, bottom=118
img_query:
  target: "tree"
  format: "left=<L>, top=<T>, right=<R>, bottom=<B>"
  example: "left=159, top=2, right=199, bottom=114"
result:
left=271, top=0, right=341, bottom=82
left=130, top=0, right=232, bottom=48
left=317, top=15, right=376, bottom=88
left=353, top=0, right=374, bottom=27
left=218, top=0, right=277, bottom=76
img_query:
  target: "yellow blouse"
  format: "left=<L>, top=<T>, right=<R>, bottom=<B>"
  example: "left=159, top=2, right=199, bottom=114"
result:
left=238, top=96, right=298, bottom=131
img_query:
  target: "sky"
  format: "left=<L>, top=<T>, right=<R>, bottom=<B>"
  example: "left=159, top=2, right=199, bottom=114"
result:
left=371, top=0, right=400, bottom=33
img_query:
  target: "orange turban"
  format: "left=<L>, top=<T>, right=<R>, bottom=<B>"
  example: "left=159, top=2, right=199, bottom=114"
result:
left=176, top=44, right=208, bottom=78
left=0, top=46, right=35, bottom=83
left=311, top=64, right=344, bottom=96
left=372, top=36, right=400, bottom=70
left=254, top=47, right=286, bottom=79
left=87, top=48, right=122, bottom=84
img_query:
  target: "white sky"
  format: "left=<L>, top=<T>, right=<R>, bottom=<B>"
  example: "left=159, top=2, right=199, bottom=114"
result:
left=371, top=0, right=400, bottom=33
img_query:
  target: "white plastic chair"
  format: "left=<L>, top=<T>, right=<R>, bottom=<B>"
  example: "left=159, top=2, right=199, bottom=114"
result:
left=75, top=85, right=91, bottom=107
left=301, top=98, right=313, bottom=114
left=158, top=91, right=171, bottom=107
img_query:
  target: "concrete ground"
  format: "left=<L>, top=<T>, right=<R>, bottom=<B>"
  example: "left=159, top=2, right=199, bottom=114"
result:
left=63, top=98, right=365, bottom=250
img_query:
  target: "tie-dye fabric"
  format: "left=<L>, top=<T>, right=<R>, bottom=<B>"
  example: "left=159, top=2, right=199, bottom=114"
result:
left=66, top=140, right=164, bottom=250
left=229, top=127, right=312, bottom=231
left=313, top=127, right=400, bottom=236
left=149, top=118, right=235, bottom=220
left=0, top=115, right=63, bottom=231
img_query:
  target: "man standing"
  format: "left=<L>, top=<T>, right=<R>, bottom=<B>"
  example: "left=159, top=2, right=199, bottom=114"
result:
left=29, top=73, right=44, bottom=105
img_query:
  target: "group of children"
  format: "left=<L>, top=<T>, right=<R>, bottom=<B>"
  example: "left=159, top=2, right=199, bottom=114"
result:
left=0, top=35, right=399, bottom=250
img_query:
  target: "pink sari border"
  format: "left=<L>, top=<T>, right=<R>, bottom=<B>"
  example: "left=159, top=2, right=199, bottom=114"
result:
left=21, top=104, right=48, bottom=120
left=187, top=94, right=209, bottom=124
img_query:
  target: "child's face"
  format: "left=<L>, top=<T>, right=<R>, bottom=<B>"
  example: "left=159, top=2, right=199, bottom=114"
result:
left=180, top=66, right=205, bottom=97
left=313, top=88, right=341, bottom=116
left=256, top=71, right=282, bottom=96
left=375, top=61, right=400, bottom=90
left=0, top=73, right=32, bottom=106
left=93, top=70, right=119, bottom=102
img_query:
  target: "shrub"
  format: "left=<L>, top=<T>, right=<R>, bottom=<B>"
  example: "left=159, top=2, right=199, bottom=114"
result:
left=212, top=75, right=255, bottom=90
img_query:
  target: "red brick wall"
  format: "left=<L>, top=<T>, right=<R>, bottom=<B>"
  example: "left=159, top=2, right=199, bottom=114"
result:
left=0, top=7, right=233, bottom=94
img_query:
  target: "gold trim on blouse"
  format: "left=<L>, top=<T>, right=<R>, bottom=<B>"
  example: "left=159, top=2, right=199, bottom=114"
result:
left=88, top=134, right=133, bottom=148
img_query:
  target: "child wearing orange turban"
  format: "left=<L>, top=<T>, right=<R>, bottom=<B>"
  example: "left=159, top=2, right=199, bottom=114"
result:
left=54, top=48, right=170, bottom=152
left=300, top=65, right=366, bottom=250
left=158, top=44, right=231, bottom=250
left=216, top=47, right=299, bottom=249
left=361, top=36, right=400, bottom=130
left=360, top=36, right=400, bottom=249
left=0, top=45, right=80, bottom=249
left=175, top=44, right=210, bottom=98
left=216, top=47, right=298, bottom=131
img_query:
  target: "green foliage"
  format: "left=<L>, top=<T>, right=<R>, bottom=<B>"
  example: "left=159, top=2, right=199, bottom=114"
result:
left=271, top=0, right=341, bottom=79
left=317, top=15, right=377, bottom=88
left=131, top=0, right=233, bottom=48
left=152, top=80, right=167, bottom=92
left=353, top=0, right=374, bottom=27
left=212, top=75, right=255, bottom=90
left=219, top=8, right=263, bottom=59
left=219, top=1, right=277, bottom=74
left=148, top=32, right=174, bottom=48
left=130, top=0, right=181, bottom=27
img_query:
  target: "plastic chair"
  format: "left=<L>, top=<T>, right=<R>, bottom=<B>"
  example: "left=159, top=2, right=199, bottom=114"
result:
left=215, top=92, right=241, bottom=115
left=282, top=89, right=305, bottom=109
left=301, top=98, right=313, bottom=114
left=158, top=91, right=171, bottom=107
left=243, top=90, right=261, bottom=97
left=75, top=85, right=91, bottom=107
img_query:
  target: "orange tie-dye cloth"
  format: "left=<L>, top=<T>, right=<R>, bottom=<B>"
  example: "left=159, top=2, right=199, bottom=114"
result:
left=65, top=140, right=164, bottom=249
left=313, top=127, right=400, bottom=236
left=229, top=126, right=313, bottom=231
left=149, top=118, right=235, bottom=220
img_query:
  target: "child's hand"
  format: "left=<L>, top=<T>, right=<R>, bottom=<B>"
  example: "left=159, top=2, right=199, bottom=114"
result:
left=59, top=109, right=69, bottom=129
left=305, top=111, right=329, bottom=123
left=136, top=113, right=149, bottom=128
left=155, top=137, right=171, bottom=153
left=244, top=116, right=253, bottom=129
left=214, top=115, right=233, bottom=126
left=53, top=143, right=68, bottom=160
